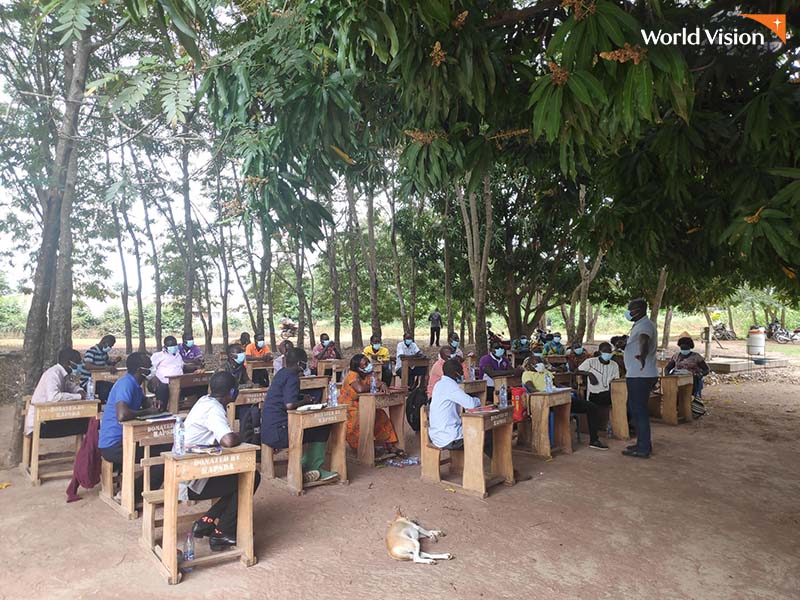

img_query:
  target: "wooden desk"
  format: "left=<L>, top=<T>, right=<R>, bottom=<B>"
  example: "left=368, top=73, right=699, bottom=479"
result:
left=510, top=349, right=531, bottom=367
left=356, top=390, right=406, bottom=467
left=167, top=372, right=211, bottom=414
left=300, top=375, right=330, bottom=402
left=399, top=356, right=430, bottom=389
left=156, top=444, right=258, bottom=584
left=657, top=374, right=693, bottom=425
left=108, top=418, right=176, bottom=519
left=459, top=380, right=488, bottom=406
left=279, top=406, right=349, bottom=494
left=517, top=389, right=573, bottom=459
left=245, top=358, right=273, bottom=381
left=316, top=359, right=347, bottom=381
left=461, top=407, right=515, bottom=497
left=226, top=388, right=268, bottom=428
left=91, top=369, right=124, bottom=384
left=490, top=375, right=522, bottom=404
left=610, top=379, right=630, bottom=440
left=544, top=355, right=567, bottom=366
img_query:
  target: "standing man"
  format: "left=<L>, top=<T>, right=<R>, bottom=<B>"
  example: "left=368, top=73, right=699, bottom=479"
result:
left=622, top=298, right=658, bottom=458
left=428, top=307, right=443, bottom=347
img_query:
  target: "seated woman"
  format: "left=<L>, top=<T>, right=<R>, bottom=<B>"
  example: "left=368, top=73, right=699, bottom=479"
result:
left=340, top=354, right=401, bottom=455
left=665, top=337, right=710, bottom=399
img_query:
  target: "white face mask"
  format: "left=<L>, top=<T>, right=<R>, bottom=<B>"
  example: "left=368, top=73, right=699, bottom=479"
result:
left=534, top=363, right=546, bottom=373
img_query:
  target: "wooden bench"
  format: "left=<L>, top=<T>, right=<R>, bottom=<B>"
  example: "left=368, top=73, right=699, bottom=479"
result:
left=167, top=372, right=212, bottom=414
left=516, top=389, right=573, bottom=459
left=420, top=405, right=465, bottom=485
left=245, top=358, right=273, bottom=383
left=226, top=388, right=268, bottom=429
left=299, top=375, right=330, bottom=403
left=21, top=397, right=98, bottom=486
left=316, top=358, right=347, bottom=381
left=261, top=405, right=349, bottom=495
left=149, top=444, right=259, bottom=584
left=355, top=389, right=406, bottom=467
left=398, top=356, right=430, bottom=390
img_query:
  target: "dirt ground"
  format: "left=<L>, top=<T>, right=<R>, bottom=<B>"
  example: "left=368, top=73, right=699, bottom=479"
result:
left=1, top=361, right=799, bottom=600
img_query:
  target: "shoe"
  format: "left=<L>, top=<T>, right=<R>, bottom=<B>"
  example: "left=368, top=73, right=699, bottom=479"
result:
left=626, top=443, right=653, bottom=453
left=209, top=530, right=237, bottom=552
left=303, top=469, right=321, bottom=483
left=621, top=448, right=651, bottom=459
left=589, top=439, right=609, bottom=450
left=191, top=518, right=215, bottom=539
left=318, top=469, right=339, bottom=482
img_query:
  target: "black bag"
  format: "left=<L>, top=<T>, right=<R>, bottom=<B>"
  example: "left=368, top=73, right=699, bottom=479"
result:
left=239, top=404, right=261, bottom=445
left=405, top=387, right=429, bottom=432
left=692, top=398, right=706, bottom=419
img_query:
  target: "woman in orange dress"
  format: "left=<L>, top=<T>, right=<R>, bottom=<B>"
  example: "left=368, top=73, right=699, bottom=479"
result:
left=339, top=354, right=400, bottom=454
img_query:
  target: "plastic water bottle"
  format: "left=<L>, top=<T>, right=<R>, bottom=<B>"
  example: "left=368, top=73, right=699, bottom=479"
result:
left=183, top=532, right=195, bottom=572
left=86, top=376, right=95, bottom=401
left=545, top=372, right=553, bottom=393
left=172, top=417, right=185, bottom=456
left=328, top=381, right=338, bottom=407
left=499, top=384, right=508, bottom=409
left=469, top=365, right=476, bottom=381
left=370, top=372, right=378, bottom=393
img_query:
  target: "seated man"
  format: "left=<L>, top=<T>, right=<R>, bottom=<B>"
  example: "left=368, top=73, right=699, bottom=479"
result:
left=428, top=359, right=492, bottom=457
left=224, top=343, right=252, bottom=387
left=245, top=332, right=272, bottom=386
left=150, top=335, right=185, bottom=411
left=565, top=341, right=588, bottom=373
left=395, top=332, right=427, bottom=388
left=99, top=353, right=166, bottom=492
left=272, top=340, right=293, bottom=374
left=543, top=332, right=565, bottom=356
left=186, top=371, right=261, bottom=552
left=25, top=348, right=88, bottom=439
left=239, top=332, right=252, bottom=348
left=363, top=334, right=393, bottom=387
left=510, top=333, right=533, bottom=361
left=261, top=348, right=338, bottom=483
left=448, top=332, right=464, bottom=360
left=478, top=340, right=518, bottom=401
left=76, top=334, right=122, bottom=403
left=427, top=347, right=453, bottom=400
left=179, top=332, right=205, bottom=371
left=665, top=337, right=710, bottom=399
left=310, top=333, right=343, bottom=377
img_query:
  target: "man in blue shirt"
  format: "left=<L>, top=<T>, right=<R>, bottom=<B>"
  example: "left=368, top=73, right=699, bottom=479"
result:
left=99, top=352, right=166, bottom=491
left=261, top=349, right=337, bottom=484
left=622, top=298, right=658, bottom=459
left=543, top=332, right=565, bottom=356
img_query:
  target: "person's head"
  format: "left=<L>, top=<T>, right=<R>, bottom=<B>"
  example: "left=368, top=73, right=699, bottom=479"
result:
left=403, top=332, right=414, bottom=346
left=626, top=299, right=647, bottom=322
left=545, top=333, right=554, bottom=342
left=350, top=353, right=373, bottom=375
left=438, top=347, right=453, bottom=361
left=571, top=341, right=584, bottom=356
left=210, top=371, right=238, bottom=406
left=486, top=321, right=492, bottom=330
left=678, top=337, right=694, bottom=355
left=490, top=340, right=505, bottom=359
left=552, top=332, right=562, bottom=344
left=255, top=332, right=266, bottom=349
left=285, top=348, right=307, bottom=371
left=532, top=345, right=544, bottom=358
left=239, top=332, right=251, bottom=346
left=520, top=332, right=529, bottom=344
left=320, top=333, right=331, bottom=347
left=443, top=359, right=464, bottom=382
left=228, top=343, right=246, bottom=365
left=370, top=334, right=382, bottom=351
left=614, top=335, right=628, bottom=350
left=449, top=332, right=460, bottom=349
left=598, top=342, right=613, bottom=362
left=163, top=336, right=178, bottom=355
left=523, top=356, right=546, bottom=373
left=99, top=335, right=116, bottom=353
left=126, top=352, right=152, bottom=382
left=58, top=348, right=82, bottom=374
left=277, top=339, right=294, bottom=355
left=182, top=332, right=195, bottom=348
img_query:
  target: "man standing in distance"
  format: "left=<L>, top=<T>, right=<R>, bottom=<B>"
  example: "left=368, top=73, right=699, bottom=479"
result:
left=622, top=298, right=658, bottom=458
left=428, top=307, right=443, bottom=347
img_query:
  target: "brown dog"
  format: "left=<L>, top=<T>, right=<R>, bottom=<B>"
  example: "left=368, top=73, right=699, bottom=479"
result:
left=385, top=510, right=454, bottom=565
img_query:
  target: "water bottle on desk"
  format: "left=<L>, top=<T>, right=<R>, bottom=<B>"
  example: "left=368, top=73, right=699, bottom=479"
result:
left=469, top=365, right=476, bottom=381
left=86, top=376, right=95, bottom=401
left=328, top=380, right=338, bottom=406
left=544, top=372, right=553, bottom=393
left=183, top=531, right=195, bottom=572
left=370, top=372, right=378, bottom=393
left=173, top=416, right=185, bottom=456
left=498, top=384, right=508, bottom=409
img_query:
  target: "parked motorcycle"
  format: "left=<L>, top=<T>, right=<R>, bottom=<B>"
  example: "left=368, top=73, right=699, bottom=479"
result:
left=712, top=322, right=737, bottom=341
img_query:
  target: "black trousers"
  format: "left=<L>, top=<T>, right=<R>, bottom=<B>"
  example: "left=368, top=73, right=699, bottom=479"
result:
left=442, top=435, right=493, bottom=458
left=430, top=327, right=441, bottom=346
left=380, top=365, right=393, bottom=387
left=39, top=418, right=89, bottom=438
left=188, top=472, right=262, bottom=536
left=100, top=443, right=172, bottom=493
left=251, top=370, right=269, bottom=387
left=570, top=394, right=602, bottom=443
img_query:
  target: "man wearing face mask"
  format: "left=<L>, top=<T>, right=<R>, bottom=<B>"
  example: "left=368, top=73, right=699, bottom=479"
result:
left=76, top=334, right=122, bottom=403
left=543, top=333, right=565, bottom=356
left=622, top=298, right=658, bottom=458
left=395, top=332, right=427, bottom=388
left=179, top=332, right=205, bottom=371
left=566, top=342, right=588, bottom=372
left=510, top=332, right=533, bottom=362
left=224, top=343, right=252, bottom=388
left=310, top=333, right=342, bottom=375
left=244, top=332, right=272, bottom=386
left=363, top=334, right=393, bottom=387
left=25, top=348, right=88, bottom=438
left=150, top=335, right=186, bottom=411
left=478, top=340, right=518, bottom=401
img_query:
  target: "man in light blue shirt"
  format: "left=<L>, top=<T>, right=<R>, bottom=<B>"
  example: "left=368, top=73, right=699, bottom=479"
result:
left=622, top=298, right=658, bottom=459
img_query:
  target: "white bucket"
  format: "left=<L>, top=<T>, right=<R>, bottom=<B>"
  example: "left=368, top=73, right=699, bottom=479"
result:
left=747, top=331, right=766, bottom=356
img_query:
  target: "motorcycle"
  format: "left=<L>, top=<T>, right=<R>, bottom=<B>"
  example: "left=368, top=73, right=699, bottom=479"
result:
left=279, top=318, right=299, bottom=340
left=712, top=322, right=737, bottom=341
left=772, top=326, right=800, bottom=344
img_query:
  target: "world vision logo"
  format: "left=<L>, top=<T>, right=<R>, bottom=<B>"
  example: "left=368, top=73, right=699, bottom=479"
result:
left=641, top=14, right=787, bottom=46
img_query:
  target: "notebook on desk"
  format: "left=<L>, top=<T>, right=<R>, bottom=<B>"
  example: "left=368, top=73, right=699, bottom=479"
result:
left=137, top=412, right=173, bottom=421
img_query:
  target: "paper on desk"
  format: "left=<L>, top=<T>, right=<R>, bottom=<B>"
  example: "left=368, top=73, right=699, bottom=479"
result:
left=296, top=403, right=326, bottom=411
left=553, top=387, right=573, bottom=392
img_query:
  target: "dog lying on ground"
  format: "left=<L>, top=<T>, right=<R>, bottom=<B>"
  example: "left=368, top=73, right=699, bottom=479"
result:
left=385, top=510, right=454, bottom=565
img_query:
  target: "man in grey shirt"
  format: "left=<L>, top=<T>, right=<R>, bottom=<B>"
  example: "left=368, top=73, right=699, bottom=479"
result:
left=428, top=308, right=443, bottom=347
left=622, top=298, right=658, bottom=458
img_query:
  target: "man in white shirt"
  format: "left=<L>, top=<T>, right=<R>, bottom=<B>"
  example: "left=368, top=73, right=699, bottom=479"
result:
left=150, top=335, right=185, bottom=410
left=185, top=371, right=261, bottom=552
left=395, top=332, right=427, bottom=388
left=25, top=348, right=88, bottom=437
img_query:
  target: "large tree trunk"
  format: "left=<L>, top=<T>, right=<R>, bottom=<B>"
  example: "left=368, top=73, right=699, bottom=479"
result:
left=650, top=266, right=669, bottom=328
left=587, top=301, right=600, bottom=343
left=346, top=180, right=363, bottom=348
left=388, top=195, right=410, bottom=333
left=456, top=175, right=492, bottom=357
left=112, top=201, right=133, bottom=353
left=180, top=138, right=195, bottom=338
left=661, top=305, right=673, bottom=348
left=366, top=188, right=381, bottom=337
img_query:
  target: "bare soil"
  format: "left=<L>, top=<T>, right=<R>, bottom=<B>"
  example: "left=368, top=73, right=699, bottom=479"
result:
left=1, top=361, right=798, bottom=600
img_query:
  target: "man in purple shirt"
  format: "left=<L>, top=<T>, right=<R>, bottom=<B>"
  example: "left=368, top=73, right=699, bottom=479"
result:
left=478, top=340, right=519, bottom=401
left=179, top=332, right=205, bottom=371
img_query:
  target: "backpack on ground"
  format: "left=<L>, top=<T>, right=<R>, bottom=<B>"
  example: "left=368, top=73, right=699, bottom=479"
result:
left=239, top=404, right=262, bottom=445
left=405, top=387, right=429, bottom=432
left=692, top=397, right=706, bottom=419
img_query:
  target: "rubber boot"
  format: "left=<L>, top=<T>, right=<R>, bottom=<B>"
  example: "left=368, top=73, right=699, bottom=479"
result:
left=308, top=442, right=338, bottom=481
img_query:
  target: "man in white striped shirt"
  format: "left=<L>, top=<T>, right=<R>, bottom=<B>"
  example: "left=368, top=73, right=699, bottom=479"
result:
left=577, top=341, right=620, bottom=448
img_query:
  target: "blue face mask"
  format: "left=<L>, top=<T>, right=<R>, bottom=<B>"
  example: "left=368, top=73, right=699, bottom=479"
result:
left=166, top=345, right=178, bottom=355
left=574, top=347, right=584, bottom=355
left=456, top=376, right=464, bottom=384
left=404, top=339, right=413, bottom=347
left=235, top=352, right=246, bottom=364
left=102, top=345, right=112, bottom=353
left=521, top=338, right=528, bottom=345
left=553, top=337, right=561, bottom=344
left=601, top=352, right=613, bottom=362
left=322, top=339, right=330, bottom=347
left=372, top=343, right=381, bottom=352
left=450, top=340, right=459, bottom=349
left=680, top=349, right=691, bottom=356
left=257, top=340, right=265, bottom=349
left=185, top=340, right=194, bottom=348
left=363, top=362, right=374, bottom=374
left=493, top=348, right=505, bottom=358
left=533, top=352, right=543, bottom=358
left=624, top=309, right=633, bottom=322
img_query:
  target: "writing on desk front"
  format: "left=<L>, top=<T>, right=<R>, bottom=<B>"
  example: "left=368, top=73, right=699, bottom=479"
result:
left=197, top=453, right=243, bottom=476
